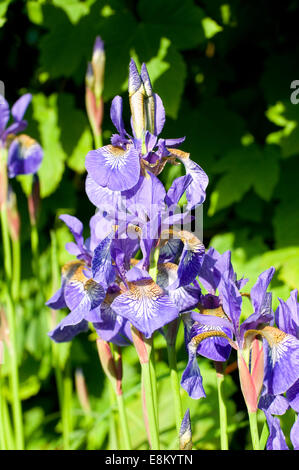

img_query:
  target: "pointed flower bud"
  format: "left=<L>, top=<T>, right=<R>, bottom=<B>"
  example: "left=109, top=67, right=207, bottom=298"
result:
left=129, top=59, right=146, bottom=140
left=179, top=409, right=192, bottom=450
left=96, top=338, right=123, bottom=395
left=27, top=174, right=40, bottom=227
left=6, top=185, right=20, bottom=241
left=237, top=338, right=264, bottom=413
left=75, top=367, right=91, bottom=413
left=91, top=36, right=105, bottom=102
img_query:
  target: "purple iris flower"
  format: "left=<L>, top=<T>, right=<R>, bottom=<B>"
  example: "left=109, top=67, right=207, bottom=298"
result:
left=0, top=93, right=43, bottom=177
left=85, top=59, right=208, bottom=210
left=181, top=265, right=299, bottom=404
left=258, top=289, right=299, bottom=449
left=47, top=213, right=132, bottom=346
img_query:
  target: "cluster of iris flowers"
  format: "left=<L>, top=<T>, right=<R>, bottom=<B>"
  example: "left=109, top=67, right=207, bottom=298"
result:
left=45, top=49, right=299, bottom=451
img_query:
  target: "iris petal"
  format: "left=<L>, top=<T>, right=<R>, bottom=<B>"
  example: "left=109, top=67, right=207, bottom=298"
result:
left=86, top=144, right=140, bottom=191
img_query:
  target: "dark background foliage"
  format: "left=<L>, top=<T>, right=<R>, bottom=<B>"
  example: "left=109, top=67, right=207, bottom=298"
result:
left=0, top=0, right=298, bottom=450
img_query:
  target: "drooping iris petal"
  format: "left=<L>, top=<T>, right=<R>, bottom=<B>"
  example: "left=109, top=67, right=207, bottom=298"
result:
left=111, top=272, right=179, bottom=338
left=165, top=174, right=193, bottom=208
left=172, top=231, right=205, bottom=289
left=46, top=260, right=85, bottom=310
left=49, top=319, right=89, bottom=343
left=49, top=262, right=105, bottom=340
left=258, top=392, right=290, bottom=416
left=286, top=379, right=299, bottom=412
left=157, top=262, right=201, bottom=313
left=85, top=174, right=122, bottom=211
left=190, top=322, right=232, bottom=362
left=92, top=233, right=116, bottom=288
left=85, top=144, right=140, bottom=191
left=264, top=412, right=289, bottom=450
left=169, top=148, right=208, bottom=209
left=7, top=135, right=43, bottom=178
left=181, top=340, right=206, bottom=400
left=290, top=415, right=299, bottom=450
left=262, top=327, right=299, bottom=395
left=93, top=286, right=125, bottom=342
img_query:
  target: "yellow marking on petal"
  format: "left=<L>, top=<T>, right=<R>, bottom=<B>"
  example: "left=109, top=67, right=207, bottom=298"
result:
left=191, top=330, right=237, bottom=350
left=61, top=260, right=85, bottom=278
left=244, top=326, right=287, bottom=349
left=126, top=279, right=163, bottom=302
left=198, top=303, right=226, bottom=318
left=167, top=148, right=190, bottom=160
left=17, top=134, right=37, bottom=148
left=105, top=144, right=126, bottom=156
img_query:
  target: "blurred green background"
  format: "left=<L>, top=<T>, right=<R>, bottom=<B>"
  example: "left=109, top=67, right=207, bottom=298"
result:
left=0, top=0, right=298, bottom=450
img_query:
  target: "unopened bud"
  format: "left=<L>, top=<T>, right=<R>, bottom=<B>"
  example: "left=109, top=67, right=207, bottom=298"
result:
left=129, top=59, right=146, bottom=140
left=27, top=174, right=40, bottom=226
left=6, top=186, right=20, bottom=241
left=75, top=368, right=91, bottom=413
left=91, top=36, right=105, bottom=103
left=96, top=338, right=123, bottom=395
left=179, top=409, right=192, bottom=450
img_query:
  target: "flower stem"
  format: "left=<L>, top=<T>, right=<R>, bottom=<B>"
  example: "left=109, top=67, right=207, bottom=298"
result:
left=94, top=133, right=103, bottom=149
left=11, top=237, right=21, bottom=302
left=259, top=420, right=269, bottom=450
left=214, top=361, right=229, bottom=450
left=116, top=392, right=132, bottom=450
left=167, top=342, right=183, bottom=437
left=108, top=382, right=119, bottom=450
left=0, top=201, right=24, bottom=449
left=248, top=410, right=260, bottom=450
left=141, top=361, right=160, bottom=450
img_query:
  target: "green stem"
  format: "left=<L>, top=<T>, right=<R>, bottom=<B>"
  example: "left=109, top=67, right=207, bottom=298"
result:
left=167, top=343, right=183, bottom=437
left=11, top=237, right=21, bottom=302
left=94, top=132, right=103, bottom=149
left=259, top=420, right=269, bottom=450
left=248, top=410, right=260, bottom=450
left=30, top=220, right=39, bottom=278
left=1, top=387, right=15, bottom=450
left=62, top=359, right=72, bottom=449
left=214, top=362, right=229, bottom=450
left=141, top=361, right=160, bottom=450
left=0, top=204, right=12, bottom=280
left=149, top=338, right=159, bottom=430
left=5, top=291, right=24, bottom=449
left=108, top=382, right=119, bottom=450
left=1, top=203, right=24, bottom=449
left=116, top=392, right=132, bottom=450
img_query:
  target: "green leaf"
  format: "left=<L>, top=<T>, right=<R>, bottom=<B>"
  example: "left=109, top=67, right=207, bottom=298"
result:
left=30, top=93, right=67, bottom=198
left=137, top=0, right=205, bottom=51
left=0, top=0, right=12, bottom=27
left=209, top=144, right=280, bottom=215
